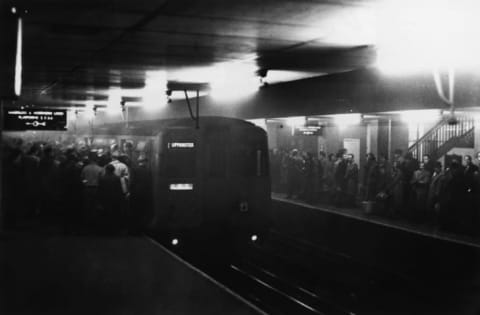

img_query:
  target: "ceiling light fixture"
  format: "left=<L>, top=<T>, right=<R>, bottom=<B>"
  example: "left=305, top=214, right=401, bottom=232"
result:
left=165, top=90, right=172, bottom=103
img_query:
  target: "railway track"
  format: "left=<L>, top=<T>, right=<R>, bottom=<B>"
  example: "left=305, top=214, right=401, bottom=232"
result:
left=226, top=261, right=354, bottom=315
left=149, top=229, right=438, bottom=315
left=150, top=233, right=357, bottom=314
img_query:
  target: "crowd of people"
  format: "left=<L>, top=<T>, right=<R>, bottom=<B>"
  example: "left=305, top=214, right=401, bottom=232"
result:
left=4, top=134, right=480, bottom=237
left=2, top=137, right=153, bottom=234
left=270, top=148, right=480, bottom=236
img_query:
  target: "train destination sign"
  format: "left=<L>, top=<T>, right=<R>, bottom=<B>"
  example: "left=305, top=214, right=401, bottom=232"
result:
left=3, top=108, right=67, bottom=131
left=168, top=142, right=195, bottom=149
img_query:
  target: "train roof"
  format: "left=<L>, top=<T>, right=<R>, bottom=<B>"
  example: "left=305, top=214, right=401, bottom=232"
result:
left=92, top=116, right=258, bottom=136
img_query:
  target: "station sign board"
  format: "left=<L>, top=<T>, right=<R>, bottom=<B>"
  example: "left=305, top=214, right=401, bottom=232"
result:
left=3, top=108, right=67, bottom=131
left=294, top=125, right=323, bottom=136
left=167, top=142, right=195, bottom=149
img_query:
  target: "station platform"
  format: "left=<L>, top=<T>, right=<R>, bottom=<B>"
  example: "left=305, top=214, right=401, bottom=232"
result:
left=0, top=230, right=263, bottom=315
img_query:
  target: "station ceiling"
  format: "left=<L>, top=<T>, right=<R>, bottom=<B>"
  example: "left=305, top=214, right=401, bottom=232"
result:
left=6, top=0, right=377, bottom=108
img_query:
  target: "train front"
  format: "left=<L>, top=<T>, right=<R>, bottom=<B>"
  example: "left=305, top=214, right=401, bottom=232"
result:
left=150, top=118, right=271, bottom=259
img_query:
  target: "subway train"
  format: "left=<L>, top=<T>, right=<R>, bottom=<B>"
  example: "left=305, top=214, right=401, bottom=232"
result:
left=89, top=116, right=272, bottom=250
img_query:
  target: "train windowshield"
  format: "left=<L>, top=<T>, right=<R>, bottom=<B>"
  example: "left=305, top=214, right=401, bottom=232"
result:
left=166, top=141, right=196, bottom=178
left=206, top=130, right=227, bottom=178
left=232, top=145, right=268, bottom=177
left=208, top=147, right=226, bottom=177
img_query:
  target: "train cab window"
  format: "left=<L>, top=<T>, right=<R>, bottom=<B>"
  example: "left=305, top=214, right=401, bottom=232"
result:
left=206, top=131, right=227, bottom=178
left=166, top=141, right=196, bottom=178
left=208, top=148, right=226, bottom=178
left=232, top=145, right=268, bottom=177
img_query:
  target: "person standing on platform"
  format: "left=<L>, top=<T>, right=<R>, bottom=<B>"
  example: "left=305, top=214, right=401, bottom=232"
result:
left=123, top=141, right=135, bottom=166
left=301, top=152, right=315, bottom=202
left=107, top=151, right=130, bottom=230
left=422, top=154, right=435, bottom=174
left=130, top=156, right=153, bottom=233
left=393, top=149, right=405, bottom=165
left=98, top=164, right=124, bottom=233
left=323, top=153, right=336, bottom=203
left=286, top=149, right=303, bottom=199
left=464, top=155, right=479, bottom=235
left=60, top=149, right=83, bottom=234
left=403, top=152, right=419, bottom=217
left=428, top=161, right=446, bottom=227
left=315, top=151, right=326, bottom=202
left=464, top=155, right=479, bottom=190
left=81, top=152, right=103, bottom=229
left=441, top=159, right=467, bottom=232
left=109, top=151, right=130, bottom=197
left=317, top=152, right=326, bottom=189
left=270, top=148, right=281, bottom=193
left=280, top=149, right=289, bottom=193
left=411, top=162, right=432, bottom=222
left=344, top=154, right=359, bottom=207
left=474, top=153, right=480, bottom=235
left=363, top=153, right=377, bottom=202
left=393, top=150, right=409, bottom=210
left=333, top=150, right=347, bottom=207
left=383, top=160, right=404, bottom=218
left=375, top=154, right=391, bottom=214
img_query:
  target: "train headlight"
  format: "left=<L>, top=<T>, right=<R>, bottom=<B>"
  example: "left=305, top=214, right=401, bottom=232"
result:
left=239, top=201, right=249, bottom=212
left=171, top=238, right=179, bottom=246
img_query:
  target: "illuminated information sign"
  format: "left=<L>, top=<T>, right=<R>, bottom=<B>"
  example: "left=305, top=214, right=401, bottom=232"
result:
left=294, top=125, right=323, bottom=136
left=3, top=108, right=67, bottom=131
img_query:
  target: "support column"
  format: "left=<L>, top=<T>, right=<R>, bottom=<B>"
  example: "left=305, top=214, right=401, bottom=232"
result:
left=388, top=118, right=392, bottom=160
left=366, top=119, right=379, bottom=156
left=266, top=121, right=278, bottom=150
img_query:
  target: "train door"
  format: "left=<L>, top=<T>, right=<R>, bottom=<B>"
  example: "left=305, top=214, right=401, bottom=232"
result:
left=229, top=126, right=271, bottom=232
left=160, top=129, right=202, bottom=230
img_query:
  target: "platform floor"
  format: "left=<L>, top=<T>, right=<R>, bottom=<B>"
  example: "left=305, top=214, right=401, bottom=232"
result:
left=0, top=232, right=262, bottom=315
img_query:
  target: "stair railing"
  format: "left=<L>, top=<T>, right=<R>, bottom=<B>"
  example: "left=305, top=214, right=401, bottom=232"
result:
left=408, top=116, right=474, bottom=161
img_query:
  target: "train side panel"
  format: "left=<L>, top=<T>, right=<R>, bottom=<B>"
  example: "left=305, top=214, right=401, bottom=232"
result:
left=227, top=126, right=271, bottom=238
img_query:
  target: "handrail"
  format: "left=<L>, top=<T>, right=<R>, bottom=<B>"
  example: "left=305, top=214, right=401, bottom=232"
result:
left=434, top=127, right=474, bottom=159
left=407, top=118, right=446, bottom=153
left=407, top=116, right=474, bottom=161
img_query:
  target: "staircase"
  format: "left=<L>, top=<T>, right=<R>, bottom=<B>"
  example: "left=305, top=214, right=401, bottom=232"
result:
left=408, top=116, right=475, bottom=161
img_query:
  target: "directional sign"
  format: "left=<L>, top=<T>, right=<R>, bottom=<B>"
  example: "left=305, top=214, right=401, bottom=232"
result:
left=294, top=125, right=323, bottom=136
left=3, top=108, right=67, bottom=131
